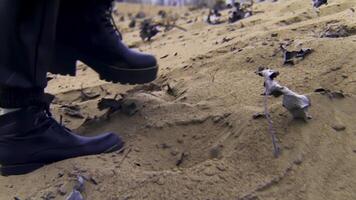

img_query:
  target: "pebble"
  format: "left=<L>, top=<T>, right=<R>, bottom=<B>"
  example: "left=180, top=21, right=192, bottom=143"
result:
left=159, top=143, right=171, bottom=149
left=209, top=146, right=223, bottom=159
left=204, top=162, right=212, bottom=167
left=332, top=124, right=346, bottom=131
left=41, top=191, right=56, bottom=200
left=216, top=164, right=226, bottom=172
left=252, top=112, right=266, bottom=119
left=156, top=177, right=165, bottom=185
left=58, top=185, right=67, bottom=196
left=185, top=184, right=193, bottom=190
left=58, top=171, right=65, bottom=178
left=293, top=155, right=303, bottom=165
left=212, top=116, right=223, bottom=123
left=90, top=176, right=99, bottom=185
left=177, top=138, right=184, bottom=144
left=170, top=149, right=179, bottom=156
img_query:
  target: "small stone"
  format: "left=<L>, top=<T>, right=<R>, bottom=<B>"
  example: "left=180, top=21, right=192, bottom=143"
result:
left=245, top=57, right=254, bottom=63
left=58, top=185, right=67, bottom=196
left=122, top=194, right=132, bottom=200
left=212, top=116, right=223, bottom=123
left=57, top=171, right=65, bottom=178
left=90, top=176, right=99, bottom=185
left=204, top=162, right=212, bottom=167
left=160, top=143, right=171, bottom=149
left=293, top=155, right=303, bottom=165
left=252, top=112, right=266, bottom=119
left=332, top=124, right=346, bottom=131
left=170, top=149, right=179, bottom=156
left=203, top=167, right=216, bottom=176
left=209, top=145, right=223, bottom=158
left=271, top=33, right=278, bottom=37
left=156, top=177, right=165, bottom=185
left=329, top=91, right=345, bottom=99
left=41, top=191, right=56, bottom=200
left=314, top=87, right=327, bottom=93
left=216, top=164, right=226, bottom=171
left=185, top=185, right=193, bottom=190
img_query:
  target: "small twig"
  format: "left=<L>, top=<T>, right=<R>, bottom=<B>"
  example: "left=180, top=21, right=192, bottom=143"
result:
left=263, top=88, right=280, bottom=158
left=117, top=148, right=132, bottom=168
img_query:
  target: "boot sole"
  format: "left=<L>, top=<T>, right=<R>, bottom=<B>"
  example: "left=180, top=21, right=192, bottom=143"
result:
left=82, top=55, right=158, bottom=84
left=0, top=144, right=122, bottom=176
left=53, top=45, right=158, bottom=85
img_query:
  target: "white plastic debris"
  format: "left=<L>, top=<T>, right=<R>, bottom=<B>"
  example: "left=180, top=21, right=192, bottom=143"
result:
left=257, top=67, right=311, bottom=121
left=65, top=190, right=84, bottom=200
left=65, top=175, right=85, bottom=200
left=281, top=87, right=311, bottom=120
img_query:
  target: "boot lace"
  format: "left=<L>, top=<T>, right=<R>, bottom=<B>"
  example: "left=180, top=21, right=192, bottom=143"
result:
left=100, top=0, right=123, bottom=40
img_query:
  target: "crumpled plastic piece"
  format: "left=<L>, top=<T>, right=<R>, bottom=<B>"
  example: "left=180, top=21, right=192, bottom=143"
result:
left=282, top=88, right=311, bottom=120
left=281, top=46, right=313, bottom=65
left=257, top=67, right=311, bottom=120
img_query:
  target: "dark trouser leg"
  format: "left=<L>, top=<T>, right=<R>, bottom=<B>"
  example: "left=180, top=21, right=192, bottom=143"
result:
left=0, top=0, right=59, bottom=108
left=0, top=0, right=124, bottom=176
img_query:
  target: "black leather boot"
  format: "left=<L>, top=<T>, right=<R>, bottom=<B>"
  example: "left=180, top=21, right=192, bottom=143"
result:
left=0, top=104, right=124, bottom=176
left=53, top=0, right=158, bottom=84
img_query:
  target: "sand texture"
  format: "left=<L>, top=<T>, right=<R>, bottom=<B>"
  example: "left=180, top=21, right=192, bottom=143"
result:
left=1, top=0, right=356, bottom=199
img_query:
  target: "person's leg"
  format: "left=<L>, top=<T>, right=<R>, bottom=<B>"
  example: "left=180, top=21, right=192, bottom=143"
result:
left=0, top=0, right=57, bottom=108
left=52, top=0, right=158, bottom=84
left=0, top=0, right=124, bottom=176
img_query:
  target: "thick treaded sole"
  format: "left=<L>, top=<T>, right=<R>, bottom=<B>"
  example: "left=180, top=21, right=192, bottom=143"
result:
left=0, top=143, right=122, bottom=176
left=82, top=54, right=158, bottom=84
left=52, top=45, right=158, bottom=85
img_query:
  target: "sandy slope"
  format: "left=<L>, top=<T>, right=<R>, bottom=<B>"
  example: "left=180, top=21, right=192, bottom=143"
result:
left=1, top=0, right=356, bottom=199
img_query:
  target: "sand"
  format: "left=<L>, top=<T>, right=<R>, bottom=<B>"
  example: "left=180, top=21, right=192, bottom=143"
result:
left=1, top=0, right=356, bottom=199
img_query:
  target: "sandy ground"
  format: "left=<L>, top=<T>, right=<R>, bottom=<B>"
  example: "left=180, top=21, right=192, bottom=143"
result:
left=1, top=0, right=356, bottom=199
